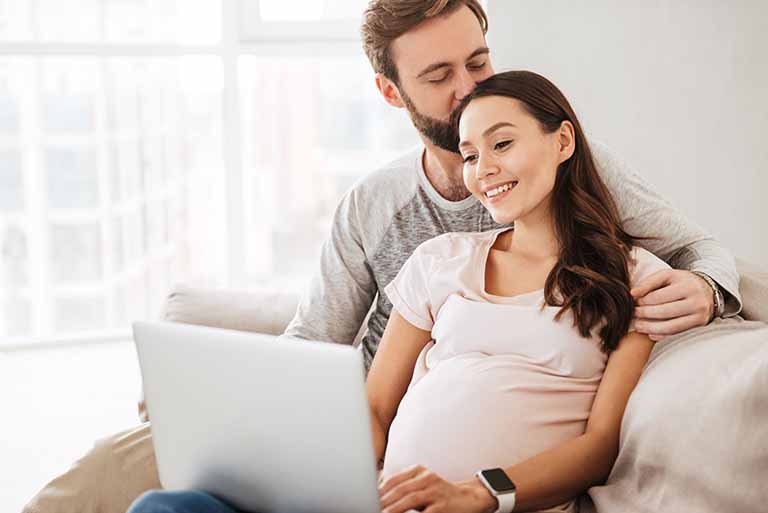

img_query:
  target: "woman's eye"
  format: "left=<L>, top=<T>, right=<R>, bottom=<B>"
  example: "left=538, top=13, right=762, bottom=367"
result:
left=468, top=61, right=486, bottom=71
left=428, top=74, right=449, bottom=84
left=494, top=140, right=512, bottom=151
left=462, top=154, right=477, bottom=164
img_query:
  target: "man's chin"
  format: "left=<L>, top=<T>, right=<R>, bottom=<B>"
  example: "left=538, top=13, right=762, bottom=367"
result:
left=431, top=137, right=461, bottom=153
left=420, top=129, right=460, bottom=153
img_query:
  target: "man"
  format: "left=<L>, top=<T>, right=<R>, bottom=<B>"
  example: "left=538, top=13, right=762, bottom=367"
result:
left=283, top=0, right=740, bottom=373
left=24, top=2, right=740, bottom=513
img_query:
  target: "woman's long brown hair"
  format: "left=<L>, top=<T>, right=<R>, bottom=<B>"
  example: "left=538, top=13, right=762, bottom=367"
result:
left=452, top=70, right=637, bottom=352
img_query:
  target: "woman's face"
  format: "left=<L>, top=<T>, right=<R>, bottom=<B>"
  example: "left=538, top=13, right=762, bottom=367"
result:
left=458, top=96, right=566, bottom=225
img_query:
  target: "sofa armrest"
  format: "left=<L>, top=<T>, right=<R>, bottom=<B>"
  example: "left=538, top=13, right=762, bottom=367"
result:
left=736, top=258, right=768, bottom=323
left=161, top=284, right=300, bottom=335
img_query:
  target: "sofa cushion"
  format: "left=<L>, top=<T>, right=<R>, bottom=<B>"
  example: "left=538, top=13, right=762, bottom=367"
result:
left=582, top=318, right=768, bottom=513
left=163, top=285, right=300, bottom=335
left=737, top=258, right=768, bottom=323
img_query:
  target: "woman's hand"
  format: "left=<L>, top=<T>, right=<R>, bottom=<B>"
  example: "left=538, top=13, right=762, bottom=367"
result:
left=378, top=465, right=497, bottom=513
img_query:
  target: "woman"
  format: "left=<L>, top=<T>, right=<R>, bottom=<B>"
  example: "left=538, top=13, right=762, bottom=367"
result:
left=127, top=71, right=668, bottom=513
left=370, top=70, right=668, bottom=513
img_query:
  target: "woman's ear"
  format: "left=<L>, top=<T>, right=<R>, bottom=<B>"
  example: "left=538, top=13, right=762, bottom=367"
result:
left=375, top=73, right=406, bottom=109
left=557, top=120, right=576, bottom=163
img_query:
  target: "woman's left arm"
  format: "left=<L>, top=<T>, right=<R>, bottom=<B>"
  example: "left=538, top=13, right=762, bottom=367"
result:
left=379, top=331, right=654, bottom=513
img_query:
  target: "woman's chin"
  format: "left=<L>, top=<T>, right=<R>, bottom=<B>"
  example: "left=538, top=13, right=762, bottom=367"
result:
left=489, top=209, right=518, bottom=225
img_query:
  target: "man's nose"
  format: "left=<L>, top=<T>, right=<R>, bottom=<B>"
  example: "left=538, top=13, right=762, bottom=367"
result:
left=455, top=68, right=477, bottom=101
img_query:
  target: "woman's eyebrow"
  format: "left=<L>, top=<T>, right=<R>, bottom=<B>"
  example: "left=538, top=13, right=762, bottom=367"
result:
left=483, top=122, right=516, bottom=137
left=459, top=122, right=516, bottom=149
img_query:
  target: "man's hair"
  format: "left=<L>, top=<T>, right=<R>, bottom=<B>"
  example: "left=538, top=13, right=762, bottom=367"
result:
left=361, top=0, right=488, bottom=84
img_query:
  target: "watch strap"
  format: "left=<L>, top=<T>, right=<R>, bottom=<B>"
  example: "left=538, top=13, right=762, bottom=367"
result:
left=692, top=271, right=725, bottom=319
left=494, top=490, right=516, bottom=513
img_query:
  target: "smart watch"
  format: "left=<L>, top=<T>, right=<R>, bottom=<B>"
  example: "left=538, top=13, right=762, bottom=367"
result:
left=475, top=468, right=517, bottom=513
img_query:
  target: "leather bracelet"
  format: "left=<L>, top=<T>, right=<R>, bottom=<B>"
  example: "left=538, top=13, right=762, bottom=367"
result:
left=692, top=271, right=724, bottom=321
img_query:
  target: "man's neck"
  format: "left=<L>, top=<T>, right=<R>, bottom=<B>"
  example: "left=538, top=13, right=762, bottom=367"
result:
left=421, top=140, right=472, bottom=202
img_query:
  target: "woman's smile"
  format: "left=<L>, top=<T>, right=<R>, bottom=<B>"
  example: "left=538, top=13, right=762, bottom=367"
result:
left=482, top=180, right=519, bottom=203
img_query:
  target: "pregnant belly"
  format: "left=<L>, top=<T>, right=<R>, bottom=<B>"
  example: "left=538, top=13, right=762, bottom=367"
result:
left=382, top=353, right=600, bottom=482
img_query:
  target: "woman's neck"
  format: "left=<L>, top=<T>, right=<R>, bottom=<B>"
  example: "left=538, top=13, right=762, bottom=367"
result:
left=503, top=204, right=560, bottom=261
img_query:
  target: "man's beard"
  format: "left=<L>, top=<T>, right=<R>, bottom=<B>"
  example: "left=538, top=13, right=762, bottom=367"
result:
left=400, top=89, right=460, bottom=153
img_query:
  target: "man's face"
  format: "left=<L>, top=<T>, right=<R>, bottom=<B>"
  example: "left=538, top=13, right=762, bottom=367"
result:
left=388, top=5, right=495, bottom=152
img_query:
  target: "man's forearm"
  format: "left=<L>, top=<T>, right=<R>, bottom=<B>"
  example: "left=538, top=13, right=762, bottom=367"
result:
left=590, top=140, right=742, bottom=317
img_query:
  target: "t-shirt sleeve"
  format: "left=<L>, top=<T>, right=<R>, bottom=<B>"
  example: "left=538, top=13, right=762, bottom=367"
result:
left=628, top=246, right=672, bottom=333
left=383, top=240, right=440, bottom=332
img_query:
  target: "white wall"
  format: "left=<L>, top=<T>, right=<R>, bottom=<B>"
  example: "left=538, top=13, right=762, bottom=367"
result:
left=487, top=0, right=767, bottom=266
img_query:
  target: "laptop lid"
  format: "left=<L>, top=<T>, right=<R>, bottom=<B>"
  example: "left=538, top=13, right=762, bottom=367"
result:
left=133, top=321, right=381, bottom=513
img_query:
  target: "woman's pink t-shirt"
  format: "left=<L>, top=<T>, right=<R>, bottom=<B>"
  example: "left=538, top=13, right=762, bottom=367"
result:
left=382, top=228, right=669, bottom=500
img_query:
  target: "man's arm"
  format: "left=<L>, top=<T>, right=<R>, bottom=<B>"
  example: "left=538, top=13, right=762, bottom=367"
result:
left=283, top=188, right=378, bottom=345
left=591, top=141, right=741, bottom=336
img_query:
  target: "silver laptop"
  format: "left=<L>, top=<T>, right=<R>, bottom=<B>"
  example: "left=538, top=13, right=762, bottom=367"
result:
left=133, top=321, right=382, bottom=513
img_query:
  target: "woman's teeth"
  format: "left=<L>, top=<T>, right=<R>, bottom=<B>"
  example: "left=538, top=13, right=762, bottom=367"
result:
left=485, top=181, right=518, bottom=198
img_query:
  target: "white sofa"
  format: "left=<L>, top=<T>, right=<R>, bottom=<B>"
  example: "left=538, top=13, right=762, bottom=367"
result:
left=22, top=259, right=768, bottom=513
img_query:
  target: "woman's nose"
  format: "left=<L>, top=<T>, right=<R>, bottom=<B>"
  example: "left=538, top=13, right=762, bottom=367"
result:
left=476, top=153, right=500, bottom=179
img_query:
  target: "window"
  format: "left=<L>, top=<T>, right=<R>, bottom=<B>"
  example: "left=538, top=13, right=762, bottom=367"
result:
left=0, top=0, right=416, bottom=345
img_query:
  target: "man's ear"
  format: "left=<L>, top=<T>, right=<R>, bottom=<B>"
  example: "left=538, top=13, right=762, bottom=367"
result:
left=557, top=120, right=576, bottom=163
left=375, top=73, right=406, bottom=109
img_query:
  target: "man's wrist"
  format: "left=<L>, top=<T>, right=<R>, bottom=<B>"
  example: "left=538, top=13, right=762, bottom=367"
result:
left=692, top=271, right=725, bottom=320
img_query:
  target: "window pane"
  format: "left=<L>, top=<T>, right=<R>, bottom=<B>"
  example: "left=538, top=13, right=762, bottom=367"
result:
left=50, top=223, right=103, bottom=284
left=1, top=222, right=28, bottom=287
left=258, top=0, right=360, bottom=22
left=0, top=148, right=23, bottom=211
left=37, top=0, right=101, bottom=42
left=111, top=215, right=124, bottom=272
left=0, top=91, right=19, bottom=132
left=0, top=0, right=221, bottom=43
left=239, top=54, right=415, bottom=288
left=142, top=200, right=165, bottom=251
left=142, top=136, right=167, bottom=190
left=41, top=59, right=99, bottom=133
left=45, top=146, right=99, bottom=209
left=0, top=0, right=34, bottom=40
left=0, top=58, right=28, bottom=134
left=0, top=222, right=29, bottom=338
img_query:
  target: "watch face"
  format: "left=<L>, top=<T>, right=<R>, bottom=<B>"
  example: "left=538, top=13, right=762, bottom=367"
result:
left=481, top=468, right=516, bottom=493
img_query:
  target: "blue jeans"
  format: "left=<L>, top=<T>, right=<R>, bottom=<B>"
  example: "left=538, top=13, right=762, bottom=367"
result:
left=127, top=490, right=245, bottom=513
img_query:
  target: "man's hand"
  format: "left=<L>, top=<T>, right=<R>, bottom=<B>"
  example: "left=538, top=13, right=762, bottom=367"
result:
left=379, top=465, right=496, bottom=513
left=631, top=269, right=715, bottom=341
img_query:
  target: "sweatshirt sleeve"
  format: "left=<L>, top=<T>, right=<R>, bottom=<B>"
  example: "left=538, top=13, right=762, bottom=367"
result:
left=591, top=140, right=742, bottom=316
left=283, top=187, right=377, bottom=345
